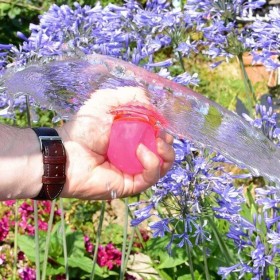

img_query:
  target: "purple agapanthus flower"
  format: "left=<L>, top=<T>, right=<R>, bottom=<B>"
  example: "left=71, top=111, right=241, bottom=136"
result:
left=131, top=137, right=247, bottom=253
left=184, top=0, right=266, bottom=64
left=150, top=218, right=171, bottom=238
left=243, top=96, right=280, bottom=146
left=131, top=95, right=280, bottom=279
left=217, top=98, right=280, bottom=279
left=0, top=0, right=195, bottom=74
left=249, top=7, right=280, bottom=70
left=0, top=0, right=198, bottom=118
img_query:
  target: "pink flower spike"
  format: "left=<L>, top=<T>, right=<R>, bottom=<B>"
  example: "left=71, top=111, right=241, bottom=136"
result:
left=4, top=200, right=16, bottom=206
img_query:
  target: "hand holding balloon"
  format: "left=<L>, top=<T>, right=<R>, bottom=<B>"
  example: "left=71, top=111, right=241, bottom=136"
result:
left=56, top=87, right=175, bottom=200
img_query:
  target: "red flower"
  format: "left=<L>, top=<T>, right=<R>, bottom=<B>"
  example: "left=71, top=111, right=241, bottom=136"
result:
left=84, top=235, right=94, bottom=253
left=4, top=200, right=16, bottom=206
left=97, top=243, right=122, bottom=270
left=17, top=251, right=25, bottom=261
left=18, top=266, right=36, bottom=280
left=0, top=212, right=11, bottom=241
left=0, top=253, right=6, bottom=265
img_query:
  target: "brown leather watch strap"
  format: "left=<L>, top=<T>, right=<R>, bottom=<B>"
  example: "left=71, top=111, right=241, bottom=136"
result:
left=32, top=127, right=66, bottom=200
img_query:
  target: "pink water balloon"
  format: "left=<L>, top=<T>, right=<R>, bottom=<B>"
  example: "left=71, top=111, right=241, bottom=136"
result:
left=107, top=104, right=166, bottom=175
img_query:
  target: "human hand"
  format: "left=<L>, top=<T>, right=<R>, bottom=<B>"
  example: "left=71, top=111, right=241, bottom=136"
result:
left=57, top=86, right=175, bottom=200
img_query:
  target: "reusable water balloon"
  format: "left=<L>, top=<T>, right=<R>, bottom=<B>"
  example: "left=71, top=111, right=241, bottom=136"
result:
left=107, top=105, right=164, bottom=174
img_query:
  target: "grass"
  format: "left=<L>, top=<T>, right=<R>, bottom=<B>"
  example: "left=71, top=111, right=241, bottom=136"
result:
left=184, top=55, right=268, bottom=115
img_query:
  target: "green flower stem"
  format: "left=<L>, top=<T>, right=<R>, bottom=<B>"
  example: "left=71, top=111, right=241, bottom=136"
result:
left=90, top=201, right=106, bottom=280
left=128, top=197, right=147, bottom=252
left=207, top=217, right=233, bottom=265
left=34, top=201, right=41, bottom=280
left=59, top=198, right=69, bottom=280
left=0, top=0, right=42, bottom=11
left=178, top=51, right=186, bottom=72
left=124, top=222, right=136, bottom=273
left=238, top=53, right=256, bottom=115
left=12, top=200, right=18, bottom=280
left=26, top=95, right=41, bottom=279
left=172, top=31, right=186, bottom=73
left=120, top=198, right=129, bottom=280
left=126, top=200, right=139, bottom=263
left=41, top=200, right=56, bottom=280
left=200, top=219, right=210, bottom=280
left=202, top=243, right=210, bottom=280
left=185, top=241, right=195, bottom=280
left=25, top=95, right=32, bottom=127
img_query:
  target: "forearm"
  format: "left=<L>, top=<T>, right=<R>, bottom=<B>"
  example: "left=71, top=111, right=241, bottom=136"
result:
left=0, top=124, right=42, bottom=200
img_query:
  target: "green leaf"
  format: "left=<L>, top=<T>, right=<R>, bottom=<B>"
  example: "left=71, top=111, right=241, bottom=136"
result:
left=51, top=222, right=85, bottom=257
left=177, top=270, right=201, bottom=280
left=103, top=223, right=124, bottom=245
left=157, top=269, right=174, bottom=280
left=17, top=234, right=44, bottom=262
left=157, top=253, right=187, bottom=269
left=0, top=3, right=10, bottom=12
left=145, top=236, right=187, bottom=269
left=8, top=7, right=21, bottom=19
left=67, top=254, right=104, bottom=276
left=46, top=266, right=65, bottom=276
left=245, top=185, right=258, bottom=217
left=67, top=255, right=92, bottom=273
left=66, top=229, right=85, bottom=256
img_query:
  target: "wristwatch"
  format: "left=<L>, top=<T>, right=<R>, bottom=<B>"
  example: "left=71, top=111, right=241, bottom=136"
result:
left=32, top=127, right=66, bottom=200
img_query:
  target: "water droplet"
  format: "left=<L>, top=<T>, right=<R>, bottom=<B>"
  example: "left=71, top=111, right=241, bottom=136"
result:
left=30, top=108, right=39, bottom=123
left=52, top=115, right=62, bottom=123
left=110, top=190, right=117, bottom=200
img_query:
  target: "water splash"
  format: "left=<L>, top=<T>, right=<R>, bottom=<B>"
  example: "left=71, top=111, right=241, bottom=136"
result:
left=1, top=53, right=280, bottom=184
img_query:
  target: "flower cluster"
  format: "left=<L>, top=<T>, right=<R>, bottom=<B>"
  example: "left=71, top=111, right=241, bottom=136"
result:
left=0, top=200, right=60, bottom=239
left=0, top=43, right=13, bottom=70
left=131, top=138, right=247, bottom=254
left=0, top=0, right=200, bottom=118
left=185, top=0, right=265, bottom=65
left=218, top=183, right=280, bottom=279
left=249, top=7, right=280, bottom=70
left=84, top=236, right=122, bottom=270
left=84, top=235, right=94, bottom=253
left=132, top=97, right=280, bottom=279
left=216, top=98, right=280, bottom=279
left=97, top=243, right=122, bottom=270
left=18, top=266, right=36, bottom=280
left=18, top=200, right=61, bottom=235
left=243, top=96, right=280, bottom=146
left=0, top=1, right=196, bottom=80
left=0, top=201, right=62, bottom=279
left=0, top=213, right=10, bottom=242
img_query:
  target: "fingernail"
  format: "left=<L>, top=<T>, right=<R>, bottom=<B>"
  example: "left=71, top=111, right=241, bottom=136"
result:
left=137, top=143, right=147, bottom=154
left=156, top=137, right=164, bottom=147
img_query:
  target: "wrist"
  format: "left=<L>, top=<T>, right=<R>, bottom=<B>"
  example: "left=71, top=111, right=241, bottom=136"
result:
left=24, top=129, right=44, bottom=199
left=19, top=128, right=43, bottom=199
left=0, top=126, right=43, bottom=200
